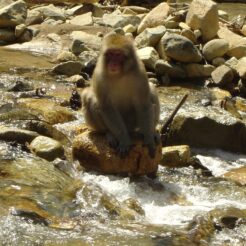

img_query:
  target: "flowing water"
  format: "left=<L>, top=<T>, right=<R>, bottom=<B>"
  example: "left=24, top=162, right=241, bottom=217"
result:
left=0, top=1, right=246, bottom=245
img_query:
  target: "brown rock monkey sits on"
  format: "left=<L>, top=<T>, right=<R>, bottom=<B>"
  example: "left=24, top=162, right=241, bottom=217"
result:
left=81, top=32, right=160, bottom=158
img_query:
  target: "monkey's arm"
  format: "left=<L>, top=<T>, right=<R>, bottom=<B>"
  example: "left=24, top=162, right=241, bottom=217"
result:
left=100, top=103, right=132, bottom=157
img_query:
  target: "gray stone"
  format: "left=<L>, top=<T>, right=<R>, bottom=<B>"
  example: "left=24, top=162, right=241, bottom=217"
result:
left=70, top=39, right=90, bottom=56
left=26, top=9, right=43, bottom=26
left=158, top=33, right=202, bottom=63
left=78, top=50, right=98, bottom=71
left=225, top=57, right=239, bottom=73
left=15, top=23, right=26, bottom=38
left=186, top=0, right=219, bottom=42
left=52, top=61, right=82, bottom=76
left=211, top=65, right=234, bottom=87
left=56, top=51, right=77, bottom=62
left=0, top=0, right=27, bottom=28
left=212, top=57, right=226, bottom=67
left=184, top=64, right=215, bottom=78
left=0, top=126, right=39, bottom=144
left=135, top=25, right=166, bottom=48
left=30, top=136, right=64, bottom=161
left=137, top=47, right=159, bottom=70
left=102, top=13, right=140, bottom=28
left=67, top=75, right=85, bottom=87
left=155, top=60, right=186, bottom=79
left=236, top=57, right=246, bottom=80
left=202, top=39, right=229, bottom=61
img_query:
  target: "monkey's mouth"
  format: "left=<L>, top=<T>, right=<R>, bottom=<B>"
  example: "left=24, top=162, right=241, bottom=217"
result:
left=107, top=61, right=121, bottom=73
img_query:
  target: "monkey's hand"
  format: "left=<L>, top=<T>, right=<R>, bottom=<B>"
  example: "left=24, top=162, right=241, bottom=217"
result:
left=106, top=132, right=132, bottom=158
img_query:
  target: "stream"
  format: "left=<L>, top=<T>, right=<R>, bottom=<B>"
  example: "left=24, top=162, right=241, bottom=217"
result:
left=0, top=1, right=246, bottom=246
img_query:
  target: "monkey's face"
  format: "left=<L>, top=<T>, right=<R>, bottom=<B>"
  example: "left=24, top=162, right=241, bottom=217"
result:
left=104, top=49, right=126, bottom=75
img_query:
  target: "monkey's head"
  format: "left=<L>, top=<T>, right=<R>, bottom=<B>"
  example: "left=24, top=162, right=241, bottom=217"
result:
left=101, top=33, right=137, bottom=76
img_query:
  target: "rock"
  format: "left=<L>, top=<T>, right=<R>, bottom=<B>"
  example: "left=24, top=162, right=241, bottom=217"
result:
left=137, top=47, right=159, bottom=70
left=18, top=28, right=32, bottom=42
left=160, top=145, right=191, bottom=168
left=70, top=31, right=102, bottom=51
left=0, top=28, right=15, bottom=42
left=47, top=33, right=61, bottom=42
left=236, top=57, right=246, bottom=80
left=218, top=10, right=229, bottom=21
left=70, top=39, right=90, bottom=56
left=218, top=27, right=246, bottom=59
left=241, top=25, right=246, bottom=36
left=166, top=109, right=246, bottom=154
left=212, top=57, right=226, bottom=67
left=26, top=9, right=43, bottom=26
left=72, top=131, right=162, bottom=176
left=137, top=2, right=171, bottom=34
left=0, top=126, right=39, bottom=144
left=186, top=0, right=219, bottom=42
left=223, top=167, right=246, bottom=185
left=66, top=75, right=85, bottom=87
left=202, top=39, right=229, bottom=61
left=78, top=50, right=98, bottom=73
left=135, top=25, right=166, bottom=48
left=123, top=24, right=136, bottom=34
left=70, top=12, right=93, bottom=26
left=211, top=65, right=234, bottom=88
left=29, top=136, right=64, bottom=161
left=0, top=0, right=27, bottom=28
left=184, top=64, right=215, bottom=78
left=158, top=33, right=202, bottom=63
left=52, top=61, right=82, bottom=76
left=56, top=51, right=77, bottom=62
left=180, top=29, right=197, bottom=44
left=225, top=57, right=239, bottom=74
left=15, top=23, right=26, bottom=38
left=165, top=20, right=179, bottom=29
left=122, top=7, right=137, bottom=15
left=155, top=60, right=186, bottom=79
left=120, top=6, right=149, bottom=15
left=18, top=98, right=75, bottom=124
left=32, top=4, right=65, bottom=21
left=102, top=13, right=140, bottom=28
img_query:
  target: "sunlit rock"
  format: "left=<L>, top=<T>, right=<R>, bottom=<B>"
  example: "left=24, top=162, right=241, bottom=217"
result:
left=29, top=136, right=64, bottom=161
left=52, top=61, right=82, bottom=76
left=72, top=130, right=162, bottom=176
left=223, top=167, right=246, bottom=185
left=18, top=98, right=75, bottom=124
left=211, top=65, right=234, bottom=89
left=186, top=0, right=219, bottom=42
left=70, top=12, right=93, bottom=26
left=56, top=51, right=77, bottom=62
left=236, top=57, right=246, bottom=80
left=0, top=0, right=27, bottom=28
left=160, top=145, right=191, bottom=168
left=184, top=64, right=215, bottom=78
left=137, top=46, right=159, bottom=70
left=137, top=2, right=171, bottom=34
left=0, top=126, right=39, bottom=144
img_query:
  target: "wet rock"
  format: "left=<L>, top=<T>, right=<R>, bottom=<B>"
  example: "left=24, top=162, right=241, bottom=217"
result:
left=70, top=12, right=93, bottom=26
left=184, top=64, right=215, bottom=78
left=202, top=39, right=229, bottom=61
left=186, top=0, right=219, bottom=42
left=72, top=131, right=162, bottom=176
left=32, top=4, right=65, bottom=21
left=236, top=57, right=246, bottom=80
left=0, top=126, right=39, bottom=144
left=218, top=27, right=246, bottom=59
left=155, top=60, right=186, bottom=79
left=0, top=0, right=27, bottom=28
left=137, top=2, right=171, bottom=34
left=211, top=65, right=234, bottom=88
left=102, top=13, right=140, bottom=28
left=160, top=145, right=191, bottom=168
left=158, top=33, right=202, bottom=63
left=52, top=61, right=82, bottom=76
left=29, top=136, right=64, bottom=161
left=223, top=167, right=246, bottom=185
left=18, top=98, right=75, bottom=124
left=137, top=47, right=159, bottom=70
left=135, top=25, right=166, bottom=48
left=166, top=109, right=246, bottom=154
left=56, top=51, right=77, bottom=62
left=0, top=28, right=15, bottom=42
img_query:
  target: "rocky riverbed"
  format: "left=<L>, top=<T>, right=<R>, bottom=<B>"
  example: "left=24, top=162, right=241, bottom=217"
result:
left=0, top=0, right=246, bottom=245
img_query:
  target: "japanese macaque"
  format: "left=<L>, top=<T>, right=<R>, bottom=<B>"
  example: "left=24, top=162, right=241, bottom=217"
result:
left=81, top=32, right=160, bottom=158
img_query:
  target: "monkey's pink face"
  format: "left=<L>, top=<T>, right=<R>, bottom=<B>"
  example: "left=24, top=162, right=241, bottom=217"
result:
left=105, top=49, right=125, bottom=75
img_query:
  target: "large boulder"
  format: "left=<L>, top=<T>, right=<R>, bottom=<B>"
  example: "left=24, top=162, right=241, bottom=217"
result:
left=0, top=0, right=27, bottom=28
left=137, top=47, right=159, bottom=70
left=186, top=0, right=219, bottom=42
left=166, top=109, right=246, bottom=154
left=211, top=65, right=234, bottom=88
left=223, top=167, right=246, bottom=185
left=137, top=2, right=171, bottom=34
left=158, top=33, right=202, bottom=63
left=72, top=130, right=162, bottom=176
left=236, top=57, right=246, bottom=80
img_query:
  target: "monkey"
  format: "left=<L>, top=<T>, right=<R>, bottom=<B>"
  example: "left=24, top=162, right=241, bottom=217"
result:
left=81, top=32, right=160, bottom=158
